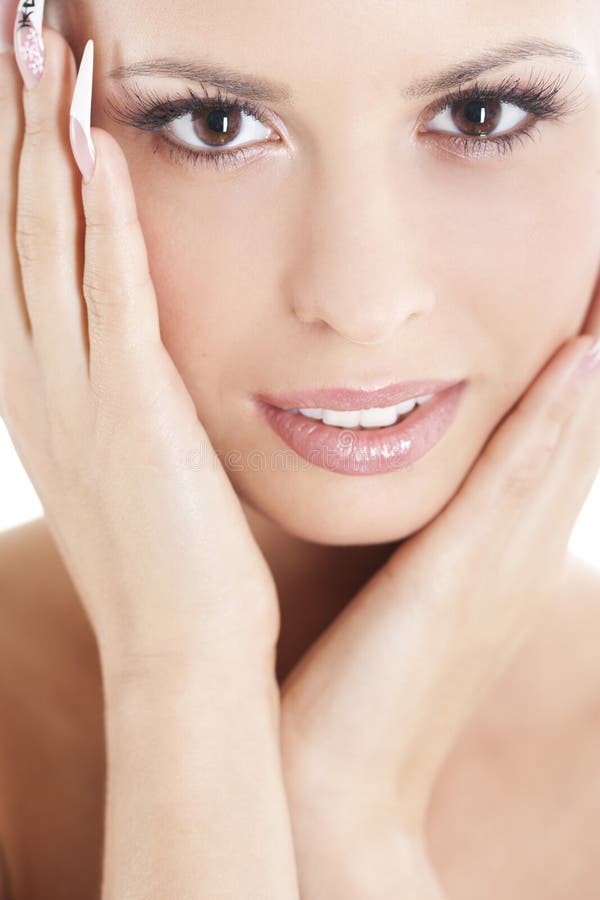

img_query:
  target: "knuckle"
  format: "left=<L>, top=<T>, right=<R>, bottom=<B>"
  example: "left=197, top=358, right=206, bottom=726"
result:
left=15, top=210, right=45, bottom=265
left=83, top=269, right=117, bottom=312
left=14, top=207, right=70, bottom=266
left=84, top=220, right=116, bottom=239
left=83, top=265, right=151, bottom=320
left=21, top=96, right=55, bottom=143
left=83, top=269, right=131, bottom=325
left=503, top=464, right=541, bottom=500
left=500, top=401, right=566, bottom=498
left=544, top=393, right=570, bottom=436
left=503, top=442, right=556, bottom=498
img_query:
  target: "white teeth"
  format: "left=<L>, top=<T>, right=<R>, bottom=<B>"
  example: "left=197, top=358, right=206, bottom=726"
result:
left=293, top=392, right=436, bottom=428
left=358, top=406, right=401, bottom=428
left=322, top=409, right=362, bottom=427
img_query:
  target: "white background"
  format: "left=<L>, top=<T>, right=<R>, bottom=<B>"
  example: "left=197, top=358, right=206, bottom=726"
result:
left=0, top=417, right=598, bottom=567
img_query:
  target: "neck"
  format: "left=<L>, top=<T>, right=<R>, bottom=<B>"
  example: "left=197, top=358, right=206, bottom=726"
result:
left=240, top=499, right=397, bottom=683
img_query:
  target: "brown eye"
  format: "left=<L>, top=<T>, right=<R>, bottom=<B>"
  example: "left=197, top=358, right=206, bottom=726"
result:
left=190, top=106, right=245, bottom=147
left=449, top=99, right=502, bottom=136
left=167, top=103, right=273, bottom=153
left=425, top=97, right=528, bottom=139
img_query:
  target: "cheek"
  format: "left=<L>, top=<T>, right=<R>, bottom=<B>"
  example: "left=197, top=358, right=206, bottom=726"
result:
left=131, top=166, right=288, bottom=436
left=428, top=130, right=600, bottom=385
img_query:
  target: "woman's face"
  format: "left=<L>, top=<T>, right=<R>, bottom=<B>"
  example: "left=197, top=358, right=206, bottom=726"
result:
left=53, top=0, right=600, bottom=545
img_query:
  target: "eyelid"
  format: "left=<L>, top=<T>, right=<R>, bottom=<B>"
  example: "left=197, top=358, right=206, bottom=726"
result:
left=105, top=81, right=285, bottom=135
left=417, top=68, right=587, bottom=126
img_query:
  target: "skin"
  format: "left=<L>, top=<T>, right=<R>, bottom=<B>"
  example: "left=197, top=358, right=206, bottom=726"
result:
left=46, top=0, right=600, bottom=676
left=1, top=0, right=600, bottom=896
left=46, top=0, right=600, bottom=675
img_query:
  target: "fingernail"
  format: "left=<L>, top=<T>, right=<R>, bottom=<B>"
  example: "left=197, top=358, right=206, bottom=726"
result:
left=69, top=39, right=96, bottom=184
left=575, top=338, right=600, bottom=387
left=13, top=0, right=45, bottom=88
left=1, top=0, right=16, bottom=54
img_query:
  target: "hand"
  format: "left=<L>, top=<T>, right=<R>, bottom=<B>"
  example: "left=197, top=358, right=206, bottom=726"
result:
left=0, top=24, right=280, bottom=671
left=279, top=283, right=600, bottom=894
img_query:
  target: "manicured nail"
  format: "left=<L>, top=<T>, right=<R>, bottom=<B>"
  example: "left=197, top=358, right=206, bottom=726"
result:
left=1, top=0, right=16, bottom=54
left=13, top=0, right=45, bottom=88
left=575, top=337, right=600, bottom=387
left=69, top=39, right=96, bottom=184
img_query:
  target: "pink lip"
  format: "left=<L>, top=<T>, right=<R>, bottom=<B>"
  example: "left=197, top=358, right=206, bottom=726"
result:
left=255, top=378, right=463, bottom=411
left=254, top=380, right=469, bottom=477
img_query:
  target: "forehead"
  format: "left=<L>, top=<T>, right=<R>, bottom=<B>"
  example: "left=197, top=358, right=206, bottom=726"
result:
left=89, top=0, right=598, bottom=100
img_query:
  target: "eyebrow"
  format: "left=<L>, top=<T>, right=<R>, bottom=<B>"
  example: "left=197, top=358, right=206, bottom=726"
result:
left=402, top=37, right=586, bottom=98
left=108, top=36, right=586, bottom=106
left=108, top=58, right=295, bottom=105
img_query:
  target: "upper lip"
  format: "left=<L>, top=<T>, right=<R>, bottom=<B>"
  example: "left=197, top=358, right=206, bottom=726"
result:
left=255, top=378, right=465, bottom=411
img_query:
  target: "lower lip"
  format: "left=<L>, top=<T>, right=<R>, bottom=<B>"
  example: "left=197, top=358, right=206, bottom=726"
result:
left=254, top=381, right=468, bottom=476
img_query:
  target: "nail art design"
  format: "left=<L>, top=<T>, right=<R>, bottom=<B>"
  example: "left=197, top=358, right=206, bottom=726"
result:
left=69, top=39, right=96, bottom=183
left=14, top=0, right=45, bottom=88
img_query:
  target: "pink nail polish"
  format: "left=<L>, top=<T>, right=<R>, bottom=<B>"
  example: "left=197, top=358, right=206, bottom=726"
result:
left=13, top=0, right=45, bottom=88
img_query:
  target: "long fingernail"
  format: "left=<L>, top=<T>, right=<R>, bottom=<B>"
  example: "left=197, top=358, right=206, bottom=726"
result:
left=69, top=39, right=96, bottom=184
left=13, top=0, right=45, bottom=88
left=1, top=0, right=16, bottom=54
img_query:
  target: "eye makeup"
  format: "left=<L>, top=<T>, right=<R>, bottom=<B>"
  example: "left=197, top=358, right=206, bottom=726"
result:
left=418, top=69, right=587, bottom=160
left=105, top=83, right=280, bottom=171
left=104, top=66, right=587, bottom=171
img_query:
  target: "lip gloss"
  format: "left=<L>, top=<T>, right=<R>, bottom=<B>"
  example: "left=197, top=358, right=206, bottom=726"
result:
left=254, top=380, right=468, bottom=476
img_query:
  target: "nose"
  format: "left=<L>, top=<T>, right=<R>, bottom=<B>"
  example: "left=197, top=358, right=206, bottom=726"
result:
left=290, top=169, right=435, bottom=346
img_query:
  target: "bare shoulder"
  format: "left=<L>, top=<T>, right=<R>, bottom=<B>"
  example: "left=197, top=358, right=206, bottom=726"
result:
left=0, top=517, right=105, bottom=900
left=0, top=516, right=102, bottom=714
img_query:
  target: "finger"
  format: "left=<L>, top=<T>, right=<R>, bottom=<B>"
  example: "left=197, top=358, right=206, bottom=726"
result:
left=439, top=336, right=597, bottom=533
left=0, top=0, right=16, bottom=54
left=78, top=124, right=165, bottom=414
left=384, top=336, right=600, bottom=772
left=14, top=21, right=89, bottom=401
left=0, top=7, right=36, bottom=397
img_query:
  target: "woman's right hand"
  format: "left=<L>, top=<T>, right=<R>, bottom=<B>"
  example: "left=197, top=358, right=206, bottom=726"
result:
left=0, top=25, right=279, bottom=672
left=1, top=22, right=301, bottom=900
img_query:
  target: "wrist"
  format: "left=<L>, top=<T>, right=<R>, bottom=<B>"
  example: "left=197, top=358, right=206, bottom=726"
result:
left=95, top=603, right=279, bottom=686
left=98, top=631, right=279, bottom=713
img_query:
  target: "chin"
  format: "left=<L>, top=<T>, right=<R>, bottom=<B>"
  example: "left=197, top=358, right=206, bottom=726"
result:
left=231, top=464, right=461, bottom=546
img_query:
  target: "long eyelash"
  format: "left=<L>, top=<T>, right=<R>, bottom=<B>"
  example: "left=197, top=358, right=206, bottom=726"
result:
left=105, top=68, right=588, bottom=171
left=104, top=82, right=274, bottom=170
left=422, top=68, right=587, bottom=159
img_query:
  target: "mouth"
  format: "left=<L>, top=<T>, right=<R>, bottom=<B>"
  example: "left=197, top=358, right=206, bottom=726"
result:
left=253, top=379, right=468, bottom=476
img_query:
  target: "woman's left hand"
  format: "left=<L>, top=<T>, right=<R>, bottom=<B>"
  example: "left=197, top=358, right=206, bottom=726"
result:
left=278, top=281, right=600, bottom=897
